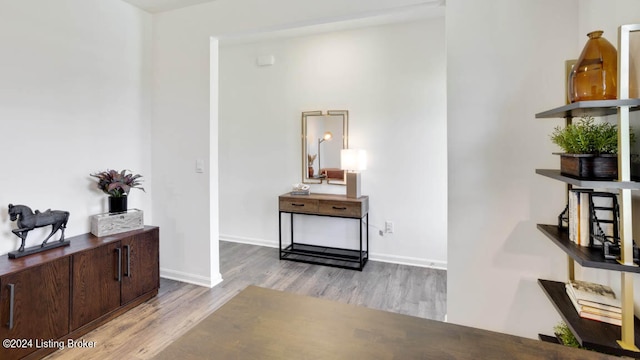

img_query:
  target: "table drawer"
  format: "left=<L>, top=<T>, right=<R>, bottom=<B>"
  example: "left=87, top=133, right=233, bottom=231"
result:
left=318, top=200, right=363, bottom=218
left=279, top=198, right=319, bottom=213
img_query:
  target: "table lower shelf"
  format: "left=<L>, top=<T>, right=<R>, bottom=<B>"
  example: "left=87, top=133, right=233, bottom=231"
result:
left=539, top=279, right=640, bottom=358
left=280, top=243, right=368, bottom=271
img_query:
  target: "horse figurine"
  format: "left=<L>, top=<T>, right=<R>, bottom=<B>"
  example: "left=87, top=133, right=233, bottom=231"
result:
left=8, top=204, right=70, bottom=252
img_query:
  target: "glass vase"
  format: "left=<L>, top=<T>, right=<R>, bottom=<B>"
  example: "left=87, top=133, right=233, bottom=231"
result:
left=568, top=30, right=617, bottom=103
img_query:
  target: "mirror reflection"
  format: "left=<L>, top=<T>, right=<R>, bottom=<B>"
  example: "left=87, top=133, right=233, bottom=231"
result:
left=302, top=110, right=348, bottom=184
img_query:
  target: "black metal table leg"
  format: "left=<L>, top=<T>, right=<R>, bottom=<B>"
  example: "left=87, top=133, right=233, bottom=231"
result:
left=279, top=211, right=283, bottom=259
left=366, top=213, right=369, bottom=260
left=290, top=213, right=294, bottom=249
left=359, top=216, right=363, bottom=270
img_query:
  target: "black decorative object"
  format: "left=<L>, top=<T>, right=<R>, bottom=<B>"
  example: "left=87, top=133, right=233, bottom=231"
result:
left=588, top=192, right=640, bottom=262
left=7, top=204, right=70, bottom=259
left=109, top=196, right=127, bottom=214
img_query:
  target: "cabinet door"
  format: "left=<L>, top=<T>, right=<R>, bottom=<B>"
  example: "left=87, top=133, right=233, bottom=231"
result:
left=0, top=257, right=70, bottom=360
left=70, top=241, right=121, bottom=331
left=121, top=228, right=159, bottom=304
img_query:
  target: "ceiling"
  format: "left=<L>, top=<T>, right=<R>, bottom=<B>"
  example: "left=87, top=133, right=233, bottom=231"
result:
left=121, top=0, right=217, bottom=13
left=120, top=0, right=445, bottom=42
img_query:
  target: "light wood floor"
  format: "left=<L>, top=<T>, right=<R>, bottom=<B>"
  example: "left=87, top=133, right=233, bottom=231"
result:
left=45, top=241, right=447, bottom=359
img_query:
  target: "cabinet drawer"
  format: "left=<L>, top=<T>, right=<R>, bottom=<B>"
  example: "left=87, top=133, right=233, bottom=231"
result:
left=279, top=198, right=319, bottom=213
left=318, top=200, right=362, bottom=218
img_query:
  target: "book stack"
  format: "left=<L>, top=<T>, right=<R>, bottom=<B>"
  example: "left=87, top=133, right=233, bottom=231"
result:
left=290, top=183, right=310, bottom=195
left=565, top=280, right=622, bottom=326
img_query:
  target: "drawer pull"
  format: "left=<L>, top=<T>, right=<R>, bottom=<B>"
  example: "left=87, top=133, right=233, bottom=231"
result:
left=291, top=203, right=305, bottom=207
left=116, top=248, right=122, bottom=282
left=124, top=245, right=131, bottom=278
left=7, top=283, right=15, bottom=330
left=332, top=206, right=347, bottom=210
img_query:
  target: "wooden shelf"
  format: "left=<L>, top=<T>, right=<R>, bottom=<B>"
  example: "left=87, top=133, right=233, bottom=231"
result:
left=537, top=224, right=640, bottom=272
left=535, top=99, right=640, bottom=118
left=535, top=169, right=640, bottom=189
left=539, top=279, right=640, bottom=358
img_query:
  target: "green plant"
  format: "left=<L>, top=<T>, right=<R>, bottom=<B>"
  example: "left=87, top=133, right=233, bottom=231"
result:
left=90, top=169, right=145, bottom=197
left=550, top=116, right=635, bottom=154
left=553, top=321, right=581, bottom=348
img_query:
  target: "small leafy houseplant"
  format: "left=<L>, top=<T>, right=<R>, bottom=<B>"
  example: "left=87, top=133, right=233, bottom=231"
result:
left=90, top=169, right=145, bottom=197
left=90, top=169, right=144, bottom=213
left=553, top=322, right=581, bottom=348
left=550, top=116, right=631, bottom=155
left=550, top=116, right=634, bottom=179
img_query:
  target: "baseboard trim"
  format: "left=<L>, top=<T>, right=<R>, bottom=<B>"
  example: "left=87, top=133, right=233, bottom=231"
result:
left=220, top=234, right=447, bottom=270
left=369, top=252, right=447, bottom=270
left=160, top=268, right=223, bottom=288
left=220, top=234, right=279, bottom=248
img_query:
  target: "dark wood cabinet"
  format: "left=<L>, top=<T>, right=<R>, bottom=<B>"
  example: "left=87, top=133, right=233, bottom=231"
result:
left=0, top=257, right=70, bottom=360
left=121, top=228, right=159, bottom=305
left=70, top=241, right=121, bottom=331
left=0, top=226, right=159, bottom=359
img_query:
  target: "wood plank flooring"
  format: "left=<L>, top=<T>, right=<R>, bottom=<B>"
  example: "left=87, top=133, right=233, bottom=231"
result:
left=44, top=241, right=446, bottom=360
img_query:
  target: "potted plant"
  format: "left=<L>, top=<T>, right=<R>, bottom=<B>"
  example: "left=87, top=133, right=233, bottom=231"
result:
left=553, top=322, right=581, bottom=348
left=90, top=169, right=145, bottom=213
left=550, top=116, right=634, bottom=179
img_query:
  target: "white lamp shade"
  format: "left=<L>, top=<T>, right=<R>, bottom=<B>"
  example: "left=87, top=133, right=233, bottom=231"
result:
left=340, top=149, right=367, bottom=171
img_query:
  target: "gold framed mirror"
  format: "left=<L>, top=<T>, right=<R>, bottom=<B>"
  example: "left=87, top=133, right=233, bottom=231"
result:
left=302, top=110, right=348, bottom=184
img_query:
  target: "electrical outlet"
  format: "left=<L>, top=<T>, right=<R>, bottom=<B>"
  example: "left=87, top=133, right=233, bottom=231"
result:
left=385, top=221, right=394, bottom=234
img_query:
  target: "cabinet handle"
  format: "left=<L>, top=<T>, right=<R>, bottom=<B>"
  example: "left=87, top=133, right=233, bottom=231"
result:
left=291, top=203, right=305, bottom=207
left=116, top=248, right=122, bottom=282
left=7, top=284, right=15, bottom=330
left=124, top=245, right=131, bottom=277
left=332, top=206, right=347, bottom=210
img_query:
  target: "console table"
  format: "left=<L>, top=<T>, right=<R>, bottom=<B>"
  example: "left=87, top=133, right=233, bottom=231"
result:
left=278, top=193, right=369, bottom=270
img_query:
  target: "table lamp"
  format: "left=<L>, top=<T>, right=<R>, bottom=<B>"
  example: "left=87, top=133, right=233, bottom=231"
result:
left=340, top=149, right=367, bottom=198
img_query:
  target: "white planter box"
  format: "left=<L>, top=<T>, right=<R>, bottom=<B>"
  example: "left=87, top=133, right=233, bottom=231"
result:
left=91, top=209, right=143, bottom=237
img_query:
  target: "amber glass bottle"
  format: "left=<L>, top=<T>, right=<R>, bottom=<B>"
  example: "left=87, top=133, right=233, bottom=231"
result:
left=568, top=30, right=617, bottom=102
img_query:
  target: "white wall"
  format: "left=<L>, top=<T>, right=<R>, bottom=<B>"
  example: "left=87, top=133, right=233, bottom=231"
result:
left=152, top=0, right=445, bottom=286
left=0, top=0, right=152, bottom=255
left=447, top=0, right=579, bottom=338
left=447, top=0, right=640, bottom=339
left=218, top=18, right=447, bottom=268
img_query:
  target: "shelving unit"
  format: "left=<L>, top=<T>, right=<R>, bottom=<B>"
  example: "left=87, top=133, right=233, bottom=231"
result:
left=535, top=24, right=640, bottom=357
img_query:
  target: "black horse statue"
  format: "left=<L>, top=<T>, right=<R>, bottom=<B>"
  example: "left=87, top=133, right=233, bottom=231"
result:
left=8, top=204, right=70, bottom=252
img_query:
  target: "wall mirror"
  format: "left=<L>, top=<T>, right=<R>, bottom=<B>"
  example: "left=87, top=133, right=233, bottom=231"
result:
left=302, top=110, right=348, bottom=184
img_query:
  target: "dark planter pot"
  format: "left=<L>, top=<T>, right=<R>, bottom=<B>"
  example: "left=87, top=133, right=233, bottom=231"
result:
left=559, top=153, right=618, bottom=180
left=108, top=196, right=128, bottom=214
